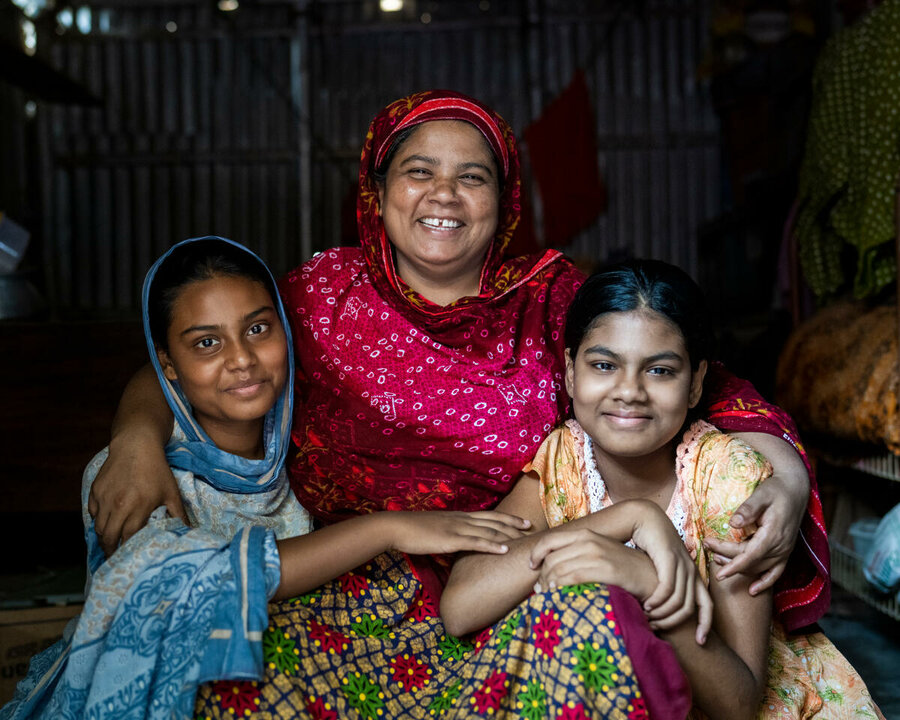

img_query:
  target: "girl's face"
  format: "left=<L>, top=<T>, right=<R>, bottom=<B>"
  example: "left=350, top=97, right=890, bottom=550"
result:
left=565, top=309, right=707, bottom=462
left=157, top=274, right=287, bottom=452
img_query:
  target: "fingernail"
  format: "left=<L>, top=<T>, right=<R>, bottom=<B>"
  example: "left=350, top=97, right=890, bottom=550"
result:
left=499, top=545, right=508, bottom=553
left=533, top=582, right=542, bottom=593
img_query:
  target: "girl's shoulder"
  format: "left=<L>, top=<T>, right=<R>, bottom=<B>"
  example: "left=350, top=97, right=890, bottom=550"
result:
left=674, top=420, right=773, bottom=551
left=528, top=420, right=591, bottom=527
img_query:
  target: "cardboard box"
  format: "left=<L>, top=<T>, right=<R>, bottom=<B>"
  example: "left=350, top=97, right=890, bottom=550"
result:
left=0, top=604, right=83, bottom=704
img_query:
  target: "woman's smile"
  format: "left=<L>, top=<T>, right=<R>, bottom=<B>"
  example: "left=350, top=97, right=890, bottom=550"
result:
left=418, top=216, right=464, bottom=230
left=377, top=120, right=500, bottom=305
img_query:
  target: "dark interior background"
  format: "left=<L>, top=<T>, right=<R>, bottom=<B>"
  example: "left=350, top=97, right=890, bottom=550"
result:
left=0, top=0, right=859, bottom=568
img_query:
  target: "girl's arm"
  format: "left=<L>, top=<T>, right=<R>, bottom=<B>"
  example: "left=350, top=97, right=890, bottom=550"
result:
left=87, top=364, right=182, bottom=555
left=657, top=570, right=772, bottom=720
left=704, top=432, right=809, bottom=593
left=441, top=476, right=704, bottom=637
left=532, top=526, right=771, bottom=720
left=273, top=510, right=530, bottom=600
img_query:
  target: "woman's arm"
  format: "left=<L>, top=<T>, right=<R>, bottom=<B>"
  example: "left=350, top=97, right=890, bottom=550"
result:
left=87, top=364, right=182, bottom=555
left=704, top=432, right=809, bottom=594
left=273, top=510, right=530, bottom=600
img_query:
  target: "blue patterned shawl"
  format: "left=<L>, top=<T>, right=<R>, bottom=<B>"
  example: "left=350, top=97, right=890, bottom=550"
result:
left=1, top=237, right=310, bottom=720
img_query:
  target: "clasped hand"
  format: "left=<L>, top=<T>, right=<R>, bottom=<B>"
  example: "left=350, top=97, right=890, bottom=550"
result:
left=528, top=521, right=713, bottom=645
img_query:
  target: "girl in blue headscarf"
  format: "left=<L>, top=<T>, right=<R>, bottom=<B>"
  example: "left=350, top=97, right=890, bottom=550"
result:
left=2, top=236, right=527, bottom=720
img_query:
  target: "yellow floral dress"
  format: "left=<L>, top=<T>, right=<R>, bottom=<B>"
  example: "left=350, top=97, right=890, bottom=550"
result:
left=530, top=419, right=885, bottom=720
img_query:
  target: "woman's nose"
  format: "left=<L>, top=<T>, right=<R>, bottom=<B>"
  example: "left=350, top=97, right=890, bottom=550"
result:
left=428, top=174, right=458, bottom=202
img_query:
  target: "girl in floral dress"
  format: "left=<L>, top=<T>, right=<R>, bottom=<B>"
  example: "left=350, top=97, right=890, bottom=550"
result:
left=443, top=259, right=884, bottom=720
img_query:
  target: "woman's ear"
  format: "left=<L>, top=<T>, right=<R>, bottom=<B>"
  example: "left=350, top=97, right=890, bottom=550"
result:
left=376, top=181, right=384, bottom=217
left=689, top=359, right=708, bottom=409
left=564, top=348, right=575, bottom=399
left=156, top=348, right=178, bottom=382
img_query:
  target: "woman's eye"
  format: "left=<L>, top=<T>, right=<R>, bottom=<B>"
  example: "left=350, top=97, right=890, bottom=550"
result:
left=408, top=168, right=431, bottom=178
left=648, top=366, right=674, bottom=376
left=460, top=173, right=486, bottom=184
left=592, top=361, right=615, bottom=372
left=248, top=322, right=269, bottom=336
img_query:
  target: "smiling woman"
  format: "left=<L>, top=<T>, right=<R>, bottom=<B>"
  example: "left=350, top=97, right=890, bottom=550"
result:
left=376, top=120, right=500, bottom=305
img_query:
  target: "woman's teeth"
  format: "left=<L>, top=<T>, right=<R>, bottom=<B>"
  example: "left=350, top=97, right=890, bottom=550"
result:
left=420, top=218, right=462, bottom=229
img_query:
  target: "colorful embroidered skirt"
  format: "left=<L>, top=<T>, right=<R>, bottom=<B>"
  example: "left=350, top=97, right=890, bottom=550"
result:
left=193, top=551, right=673, bottom=719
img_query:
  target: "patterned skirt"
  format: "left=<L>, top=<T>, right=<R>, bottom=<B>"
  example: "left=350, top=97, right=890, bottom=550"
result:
left=193, top=551, right=684, bottom=719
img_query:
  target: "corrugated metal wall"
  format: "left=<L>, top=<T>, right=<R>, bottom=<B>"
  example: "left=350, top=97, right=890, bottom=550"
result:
left=36, top=1, right=308, bottom=312
left=33, top=0, right=718, bottom=314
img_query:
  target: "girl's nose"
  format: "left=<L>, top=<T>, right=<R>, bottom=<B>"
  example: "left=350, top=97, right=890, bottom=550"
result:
left=615, top=371, right=646, bottom=402
left=224, top=340, right=254, bottom=370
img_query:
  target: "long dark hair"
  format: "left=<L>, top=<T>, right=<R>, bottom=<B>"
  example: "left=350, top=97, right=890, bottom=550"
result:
left=147, top=237, right=277, bottom=351
left=565, top=259, right=714, bottom=370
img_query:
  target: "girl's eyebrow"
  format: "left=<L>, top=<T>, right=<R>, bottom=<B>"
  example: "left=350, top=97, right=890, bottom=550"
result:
left=582, top=346, right=684, bottom=364
left=179, top=305, right=274, bottom=336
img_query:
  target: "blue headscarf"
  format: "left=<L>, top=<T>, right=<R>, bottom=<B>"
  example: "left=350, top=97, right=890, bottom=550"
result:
left=142, top=236, right=293, bottom=493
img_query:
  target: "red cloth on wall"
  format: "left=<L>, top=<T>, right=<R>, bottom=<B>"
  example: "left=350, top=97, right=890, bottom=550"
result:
left=523, top=70, right=607, bottom=246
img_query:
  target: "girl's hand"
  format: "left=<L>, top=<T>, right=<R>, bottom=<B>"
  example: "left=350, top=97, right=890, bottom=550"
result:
left=88, top=434, right=185, bottom=556
left=630, top=509, right=714, bottom=644
left=388, top=511, right=531, bottom=556
left=529, top=527, right=655, bottom=598
left=703, top=474, right=805, bottom=595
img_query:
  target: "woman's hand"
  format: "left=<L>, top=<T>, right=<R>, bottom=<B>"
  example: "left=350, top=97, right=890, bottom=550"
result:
left=703, top=474, right=805, bottom=595
left=88, top=364, right=180, bottom=556
left=704, top=432, right=809, bottom=595
left=88, top=433, right=185, bottom=556
left=387, top=510, right=531, bottom=556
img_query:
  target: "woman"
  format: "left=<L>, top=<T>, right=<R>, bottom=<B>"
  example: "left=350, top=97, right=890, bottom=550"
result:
left=91, top=91, right=828, bottom=716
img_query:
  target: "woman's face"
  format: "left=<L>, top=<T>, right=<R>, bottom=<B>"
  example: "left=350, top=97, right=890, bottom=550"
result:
left=377, top=120, right=501, bottom=304
left=157, top=274, right=287, bottom=456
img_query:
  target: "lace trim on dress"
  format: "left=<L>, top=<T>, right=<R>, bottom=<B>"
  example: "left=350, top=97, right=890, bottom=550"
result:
left=582, top=428, right=689, bottom=544
left=582, top=432, right=608, bottom=515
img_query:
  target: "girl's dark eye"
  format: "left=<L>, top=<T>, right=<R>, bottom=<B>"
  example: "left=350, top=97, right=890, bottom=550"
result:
left=196, top=337, right=219, bottom=350
left=648, top=367, right=673, bottom=376
left=592, top=361, right=615, bottom=372
left=248, top=323, right=268, bottom=336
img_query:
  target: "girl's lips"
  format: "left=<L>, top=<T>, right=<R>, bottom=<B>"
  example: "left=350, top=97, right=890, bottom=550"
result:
left=225, top=381, right=265, bottom=397
left=603, top=413, right=651, bottom=427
